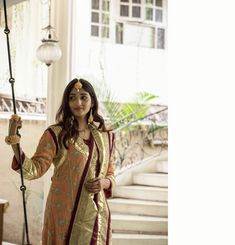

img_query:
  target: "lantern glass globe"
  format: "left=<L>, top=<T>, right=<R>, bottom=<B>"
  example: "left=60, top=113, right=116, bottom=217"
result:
left=36, top=41, right=62, bottom=66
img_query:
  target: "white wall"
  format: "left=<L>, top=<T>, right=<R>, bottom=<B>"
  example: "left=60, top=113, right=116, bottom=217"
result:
left=89, top=42, right=167, bottom=103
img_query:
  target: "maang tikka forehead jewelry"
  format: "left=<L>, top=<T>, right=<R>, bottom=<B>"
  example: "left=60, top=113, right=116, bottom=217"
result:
left=74, top=80, right=82, bottom=91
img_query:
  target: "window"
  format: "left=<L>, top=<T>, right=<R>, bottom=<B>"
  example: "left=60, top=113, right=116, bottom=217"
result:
left=116, top=22, right=155, bottom=48
left=91, top=25, right=99, bottom=36
left=116, top=0, right=166, bottom=49
left=91, top=12, right=99, bottom=23
left=92, top=0, right=99, bottom=9
left=91, top=0, right=110, bottom=38
left=155, top=0, right=162, bottom=7
left=145, top=0, right=163, bottom=23
left=116, top=22, right=124, bottom=44
left=157, top=27, right=165, bottom=49
left=120, top=5, right=129, bottom=16
left=132, top=6, right=141, bottom=18
left=118, top=0, right=164, bottom=23
left=120, top=0, right=142, bottom=19
left=102, top=0, right=110, bottom=11
left=145, top=7, right=153, bottom=20
left=155, top=9, right=162, bottom=22
left=102, top=26, right=109, bottom=38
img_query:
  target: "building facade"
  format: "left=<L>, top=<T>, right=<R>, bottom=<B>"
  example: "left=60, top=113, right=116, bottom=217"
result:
left=71, top=0, right=168, bottom=104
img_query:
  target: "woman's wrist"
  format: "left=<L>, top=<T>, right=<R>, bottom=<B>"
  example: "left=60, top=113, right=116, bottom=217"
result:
left=102, top=178, right=111, bottom=190
left=5, top=135, right=20, bottom=145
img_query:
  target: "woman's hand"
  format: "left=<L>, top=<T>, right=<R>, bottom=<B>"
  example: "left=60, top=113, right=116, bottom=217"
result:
left=6, top=114, right=23, bottom=162
left=8, top=114, right=22, bottom=136
left=86, top=177, right=111, bottom=194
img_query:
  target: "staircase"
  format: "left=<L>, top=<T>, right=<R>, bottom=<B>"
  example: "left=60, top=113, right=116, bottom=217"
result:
left=109, top=159, right=168, bottom=245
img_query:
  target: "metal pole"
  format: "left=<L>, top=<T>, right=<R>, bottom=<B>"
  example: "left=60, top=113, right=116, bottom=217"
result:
left=2, top=0, right=31, bottom=244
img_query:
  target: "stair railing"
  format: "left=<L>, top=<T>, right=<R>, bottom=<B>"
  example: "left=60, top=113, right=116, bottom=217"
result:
left=111, top=105, right=168, bottom=172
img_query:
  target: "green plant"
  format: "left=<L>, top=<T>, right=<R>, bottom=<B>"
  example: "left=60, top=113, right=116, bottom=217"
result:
left=95, top=82, right=159, bottom=129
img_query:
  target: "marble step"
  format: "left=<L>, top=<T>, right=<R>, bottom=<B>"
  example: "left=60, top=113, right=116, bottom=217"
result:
left=108, top=198, right=167, bottom=217
left=2, top=242, right=17, bottom=245
left=133, top=173, right=168, bottom=187
left=114, top=185, right=168, bottom=202
left=156, top=161, right=168, bottom=173
left=112, top=214, right=168, bottom=235
left=112, top=233, right=168, bottom=245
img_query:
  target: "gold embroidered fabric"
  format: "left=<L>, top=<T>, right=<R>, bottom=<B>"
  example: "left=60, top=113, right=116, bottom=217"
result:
left=12, top=124, right=115, bottom=245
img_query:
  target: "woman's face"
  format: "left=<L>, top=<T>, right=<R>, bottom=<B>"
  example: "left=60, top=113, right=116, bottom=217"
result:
left=68, top=88, right=93, bottom=119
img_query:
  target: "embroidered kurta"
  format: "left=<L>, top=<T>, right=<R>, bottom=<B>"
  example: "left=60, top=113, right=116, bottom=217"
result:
left=12, top=125, right=115, bottom=245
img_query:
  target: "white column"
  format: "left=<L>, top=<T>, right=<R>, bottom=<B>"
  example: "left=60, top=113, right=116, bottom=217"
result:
left=43, top=0, right=73, bottom=211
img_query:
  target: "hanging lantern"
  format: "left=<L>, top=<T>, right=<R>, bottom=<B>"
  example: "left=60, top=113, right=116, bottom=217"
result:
left=36, top=25, right=62, bottom=66
left=36, top=1, right=62, bottom=66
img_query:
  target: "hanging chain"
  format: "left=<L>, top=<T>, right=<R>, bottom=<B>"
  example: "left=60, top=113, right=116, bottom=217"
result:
left=2, top=0, right=31, bottom=244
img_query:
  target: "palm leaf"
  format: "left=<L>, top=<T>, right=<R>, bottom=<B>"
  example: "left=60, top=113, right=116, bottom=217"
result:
left=94, top=81, right=159, bottom=129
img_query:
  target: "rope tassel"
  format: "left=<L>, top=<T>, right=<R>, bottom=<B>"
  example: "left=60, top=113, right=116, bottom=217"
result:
left=2, top=0, right=32, bottom=244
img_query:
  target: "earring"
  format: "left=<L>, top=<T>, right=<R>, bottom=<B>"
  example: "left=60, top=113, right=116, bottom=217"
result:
left=71, top=115, right=74, bottom=126
left=88, top=109, right=94, bottom=124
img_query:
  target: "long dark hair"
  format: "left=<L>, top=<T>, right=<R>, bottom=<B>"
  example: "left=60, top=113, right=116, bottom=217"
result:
left=56, top=78, right=108, bottom=149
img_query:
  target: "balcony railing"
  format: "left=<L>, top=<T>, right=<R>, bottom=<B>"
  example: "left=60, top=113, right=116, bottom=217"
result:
left=0, top=94, right=46, bottom=120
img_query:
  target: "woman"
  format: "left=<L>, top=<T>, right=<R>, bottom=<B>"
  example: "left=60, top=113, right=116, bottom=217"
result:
left=6, top=78, right=116, bottom=245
